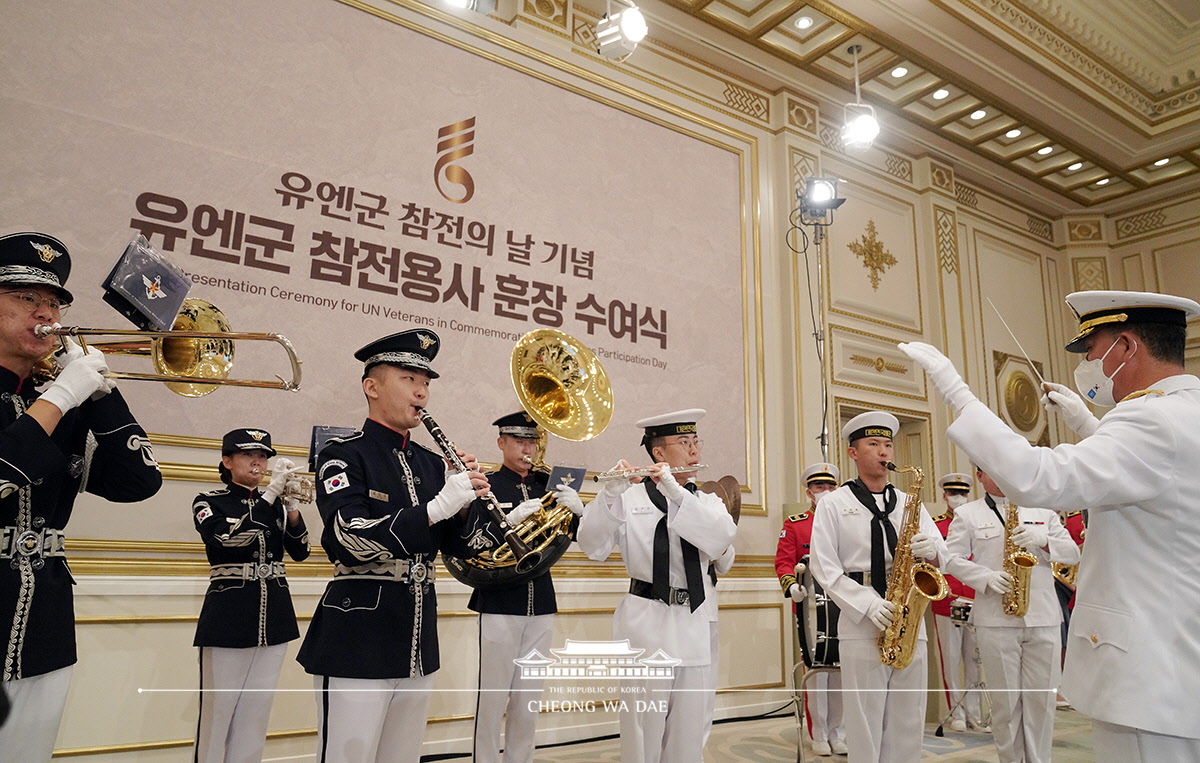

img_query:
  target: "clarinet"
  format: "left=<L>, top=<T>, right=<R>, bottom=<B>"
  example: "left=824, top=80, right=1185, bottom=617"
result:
left=417, top=409, right=542, bottom=575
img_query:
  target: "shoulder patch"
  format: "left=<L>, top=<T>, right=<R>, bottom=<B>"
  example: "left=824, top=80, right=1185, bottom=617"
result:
left=195, top=505, right=213, bottom=522
left=931, top=511, right=949, bottom=523
left=323, top=472, right=351, bottom=494
left=1066, top=510, right=1082, bottom=517
left=787, top=512, right=810, bottom=522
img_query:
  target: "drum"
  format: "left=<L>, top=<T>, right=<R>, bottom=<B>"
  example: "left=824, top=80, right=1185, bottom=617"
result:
left=796, top=555, right=841, bottom=668
left=950, top=597, right=973, bottom=627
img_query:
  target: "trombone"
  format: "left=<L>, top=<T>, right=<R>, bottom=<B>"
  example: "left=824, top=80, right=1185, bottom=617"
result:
left=35, top=298, right=302, bottom=397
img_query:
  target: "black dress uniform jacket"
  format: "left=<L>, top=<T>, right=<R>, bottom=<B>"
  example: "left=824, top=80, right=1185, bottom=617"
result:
left=192, top=483, right=310, bottom=648
left=297, top=419, right=502, bottom=680
left=0, top=367, right=161, bottom=680
left=467, top=466, right=576, bottom=617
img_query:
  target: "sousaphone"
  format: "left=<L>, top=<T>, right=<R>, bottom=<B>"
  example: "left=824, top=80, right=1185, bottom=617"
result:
left=442, top=329, right=613, bottom=590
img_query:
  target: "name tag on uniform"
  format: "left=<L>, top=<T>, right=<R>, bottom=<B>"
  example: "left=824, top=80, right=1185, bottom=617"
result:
left=632, top=505, right=656, bottom=515
left=497, top=501, right=513, bottom=510
left=840, top=503, right=861, bottom=515
left=369, top=490, right=389, bottom=502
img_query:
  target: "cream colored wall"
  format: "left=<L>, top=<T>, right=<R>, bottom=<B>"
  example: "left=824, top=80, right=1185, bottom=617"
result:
left=40, top=0, right=1200, bottom=757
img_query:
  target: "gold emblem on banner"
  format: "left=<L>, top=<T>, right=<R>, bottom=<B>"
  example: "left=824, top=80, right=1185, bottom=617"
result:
left=435, top=117, right=476, bottom=204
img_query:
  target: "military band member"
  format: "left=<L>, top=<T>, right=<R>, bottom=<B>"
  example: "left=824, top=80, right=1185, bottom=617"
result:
left=296, top=329, right=502, bottom=763
left=901, top=290, right=1200, bottom=762
left=1054, top=509, right=1085, bottom=708
left=471, top=411, right=584, bottom=763
left=809, top=411, right=949, bottom=763
left=0, top=232, right=162, bottom=760
left=931, top=472, right=986, bottom=733
left=774, top=462, right=845, bottom=756
left=577, top=409, right=736, bottom=763
left=192, top=428, right=310, bottom=763
left=944, top=467, right=1079, bottom=763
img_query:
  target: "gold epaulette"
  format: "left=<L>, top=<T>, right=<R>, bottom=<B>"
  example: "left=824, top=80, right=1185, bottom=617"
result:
left=1121, top=389, right=1164, bottom=402
left=787, top=512, right=811, bottom=523
left=1065, top=510, right=1082, bottom=517
left=931, top=511, right=949, bottom=523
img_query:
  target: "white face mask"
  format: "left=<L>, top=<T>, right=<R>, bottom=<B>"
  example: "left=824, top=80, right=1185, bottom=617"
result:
left=945, top=495, right=968, bottom=509
left=1074, top=337, right=1135, bottom=408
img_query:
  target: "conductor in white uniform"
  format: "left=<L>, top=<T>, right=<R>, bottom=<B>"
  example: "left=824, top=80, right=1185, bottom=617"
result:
left=577, top=409, right=736, bottom=763
left=900, top=290, right=1200, bottom=763
left=809, top=411, right=949, bottom=763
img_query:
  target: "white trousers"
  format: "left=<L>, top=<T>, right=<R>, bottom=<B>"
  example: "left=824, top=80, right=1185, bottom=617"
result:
left=473, top=613, right=553, bottom=763
left=804, top=670, right=845, bottom=744
left=194, top=644, right=287, bottom=763
left=314, top=672, right=434, bottom=763
left=0, top=665, right=72, bottom=762
left=700, top=620, right=719, bottom=751
left=932, top=614, right=984, bottom=725
left=975, top=625, right=1059, bottom=763
left=839, top=638, right=927, bottom=763
left=1092, top=720, right=1200, bottom=763
left=621, top=664, right=709, bottom=763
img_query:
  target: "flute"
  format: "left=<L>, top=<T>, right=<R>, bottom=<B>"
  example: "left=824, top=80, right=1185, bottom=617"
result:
left=591, top=464, right=708, bottom=482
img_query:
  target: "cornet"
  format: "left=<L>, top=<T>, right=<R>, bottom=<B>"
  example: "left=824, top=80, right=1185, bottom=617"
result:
left=251, top=467, right=315, bottom=504
left=592, top=464, right=708, bottom=482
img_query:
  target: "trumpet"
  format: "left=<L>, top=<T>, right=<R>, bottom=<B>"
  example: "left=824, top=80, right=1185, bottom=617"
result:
left=592, top=464, right=708, bottom=482
left=34, top=298, right=302, bottom=397
left=250, top=468, right=315, bottom=504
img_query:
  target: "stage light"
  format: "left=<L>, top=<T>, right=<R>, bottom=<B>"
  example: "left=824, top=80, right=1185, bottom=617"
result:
left=795, top=15, right=813, bottom=29
left=933, top=89, right=949, bottom=100
left=842, top=45, right=879, bottom=152
left=596, top=0, right=648, bottom=60
left=891, top=67, right=908, bottom=78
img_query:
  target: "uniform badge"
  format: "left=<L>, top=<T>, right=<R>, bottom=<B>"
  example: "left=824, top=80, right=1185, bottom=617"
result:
left=142, top=274, right=166, bottom=300
left=31, top=241, right=64, bottom=263
left=778, top=529, right=787, bottom=539
left=324, top=472, right=350, bottom=494
left=417, top=333, right=436, bottom=349
left=196, top=506, right=213, bottom=522
left=467, top=527, right=495, bottom=550
left=369, top=489, right=389, bottom=502
left=246, top=430, right=267, bottom=441
left=67, top=456, right=85, bottom=479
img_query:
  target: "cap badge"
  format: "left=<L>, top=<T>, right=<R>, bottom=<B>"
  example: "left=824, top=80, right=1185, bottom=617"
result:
left=246, top=430, right=267, bottom=441
left=31, top=241, right=63, bottom=263
left=417, top=333, right=436, bottom=350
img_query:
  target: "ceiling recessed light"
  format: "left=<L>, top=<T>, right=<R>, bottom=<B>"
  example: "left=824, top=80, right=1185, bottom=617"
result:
left=891, top=67, right=908, bottom=78
left=1154, top=158, right=1170, bottom=166
left=1005, top=129, right=1022, bottom=138
left=932, top=89, right=949, bottom=100
left=1037, top=146, right=1053, bottom=155
left=1096, top=178, right=1110, bottom=186
left=970, top=109, right=987, bottom=120
left=795, top=15, right=814, bottom=29
left=1068, top=162, right=1083, bottom=171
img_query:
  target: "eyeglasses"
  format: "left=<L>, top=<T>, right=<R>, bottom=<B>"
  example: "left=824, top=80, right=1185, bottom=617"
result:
left=0, top=290, right=71, bottom=316
left=670, top=436, right=704, bottom=450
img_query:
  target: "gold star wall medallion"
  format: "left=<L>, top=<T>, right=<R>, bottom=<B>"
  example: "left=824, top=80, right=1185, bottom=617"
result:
left=847, top=220, right=897, bottom=290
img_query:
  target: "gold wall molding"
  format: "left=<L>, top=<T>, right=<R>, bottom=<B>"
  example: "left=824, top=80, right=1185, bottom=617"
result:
left=849, top=354, right=908, bottom=374
left=521, top=0, right=566, bottom=31
left=955, top=183, right=979, bottom=208
left=722, top=81, right=769, bottom=121
left=1071, top=256, right=1110, bottom=291
left=847, top=220, right=898, bottom=290
left=785, top=95, right=818, bottom=136
left=930, top=162, right=956, bottom=194
left=1115, top=208, right=1168, bottom=239
left=1067, top=219, right=1104, bottom=242
left=934, top=206, right=959, bottom=274
left=883, top=151, right=914, bottom=183
left=1026, top=215, right=1053, bottom=242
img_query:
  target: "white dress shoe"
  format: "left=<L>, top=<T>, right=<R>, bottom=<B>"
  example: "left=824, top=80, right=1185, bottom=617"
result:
left=830, top=738, right=847, bottom=755
left=950, top=718, right=967, bottom=732
left=812, top=739, right=832, bottom=756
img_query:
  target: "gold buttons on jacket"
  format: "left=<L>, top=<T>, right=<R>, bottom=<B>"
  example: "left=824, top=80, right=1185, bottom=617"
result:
left=1090, top=634, right=1098, bottom=644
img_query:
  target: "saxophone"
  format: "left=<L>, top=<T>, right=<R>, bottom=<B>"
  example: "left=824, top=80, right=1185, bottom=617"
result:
left=878, top=463, right=949, bottom=669
left=1001, top=502, right=1038, bottom=617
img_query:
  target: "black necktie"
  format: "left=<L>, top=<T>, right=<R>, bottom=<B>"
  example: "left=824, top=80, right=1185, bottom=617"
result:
left=645, top=479, right=706, bottom=612
left=847, top=479, right=898, bottom=596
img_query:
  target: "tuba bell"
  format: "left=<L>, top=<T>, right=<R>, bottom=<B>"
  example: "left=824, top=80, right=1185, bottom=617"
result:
left=441, top=329, right=613, bottom=590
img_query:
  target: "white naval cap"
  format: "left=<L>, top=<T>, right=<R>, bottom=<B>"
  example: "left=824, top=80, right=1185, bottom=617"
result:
left=938, top=472, right=973, bottom=491
left=1065, top=290, right=1200, bottom=353
left=802, top=462, right=840, bottom=486
left=841, top=411, right=899, bottom=443
left=636, top=408, right=705, bottom=446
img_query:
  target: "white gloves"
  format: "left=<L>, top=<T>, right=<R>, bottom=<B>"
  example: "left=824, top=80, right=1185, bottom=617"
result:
left=40, top=341, right=112, bottom=414
left=898, top=342, right=976, bottom=414
left=909, top=532, right=938, bottom=561
left=1041, top=382, right=1100, bottom=437
left=788, top=583, right=806, bottom=601
left=984, top=570, right=1014, bottom=595
left=655, top=464, right=689, bottom=503
left=597, top=462, right=635, bottom=502
left=427, top=471, right=477, bottom=524
left=1011, top=523, right=1049, bottom=550
left=261, top=458, right=302, bottom=505
left=554, top=485, right=585, bottom=516
left=505, top=497, right=542, bottom=525
left=866, top=598, right=897, bottom=630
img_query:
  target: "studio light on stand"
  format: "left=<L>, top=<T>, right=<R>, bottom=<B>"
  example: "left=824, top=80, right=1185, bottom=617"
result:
left=842, top=45, right=879, bottom=152
left=596, top=0, right=648, bottom=61
left=798, top=177, right=846, bottom=241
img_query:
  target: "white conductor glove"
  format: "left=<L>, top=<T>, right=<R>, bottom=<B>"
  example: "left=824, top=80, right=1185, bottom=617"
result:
left=261, top=459, right=301, bottom=504
left=554, top=485, right=585, bottom=516
left=598, top=462, right=635, bottom=502
left=51, top=329, right=84, bottom=369
left=39, top=346, right=110, bottom=414
left=427, top=471, right=476, bottom=524
left=788, top=583, right=806, bottom=601
left=866, top=598, right=897, bottom=631
left=655, top=463, right=689, bottom=503
left=909, top=532, right=939, bottom=561
left=1011, top=523, right=1049, bottom=550
left=984, top=570, right=1014, bottom=595
left=898, top=342, right=976, bottom=415
left=505, top=498, right=542, bottom=526
left=1041, top=382, right=1100, bottom=437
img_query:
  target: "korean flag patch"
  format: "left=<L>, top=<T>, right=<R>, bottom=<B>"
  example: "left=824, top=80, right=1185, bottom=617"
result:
left=323, top=472, right=350, bottom=494
left=196, top=506, right=213, bottom=522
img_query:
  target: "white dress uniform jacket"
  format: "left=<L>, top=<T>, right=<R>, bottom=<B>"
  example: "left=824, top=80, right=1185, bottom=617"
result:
left=577, top=480, right=736, bottom=666
left=945, top=500, right=1079, bottom=627
left=809, top=485, right=948, bottom=642
left=947, top=374, right=1200, bottom=739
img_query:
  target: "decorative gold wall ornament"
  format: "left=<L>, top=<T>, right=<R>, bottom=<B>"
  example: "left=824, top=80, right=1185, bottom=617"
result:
left=1026, top=216, right=1053, bottom=241
left=1116, top=209, right=1167, bottom=239
left=955, top=184, right=979, bottom=209
left=847, top=220, right=897, bottom=290
left=1072, top=257, right=1109, bottom=291
left=1004, top=369, right=1041, bottom=433
left=934, top=206, right=958, bottom=274
left=722, top=82, right=769, bottom=120
left=785, top=97, right=817, bottom=135
left=883, top=152, right=913, bottom=183
left=850, top=354, right=908, bottom=374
